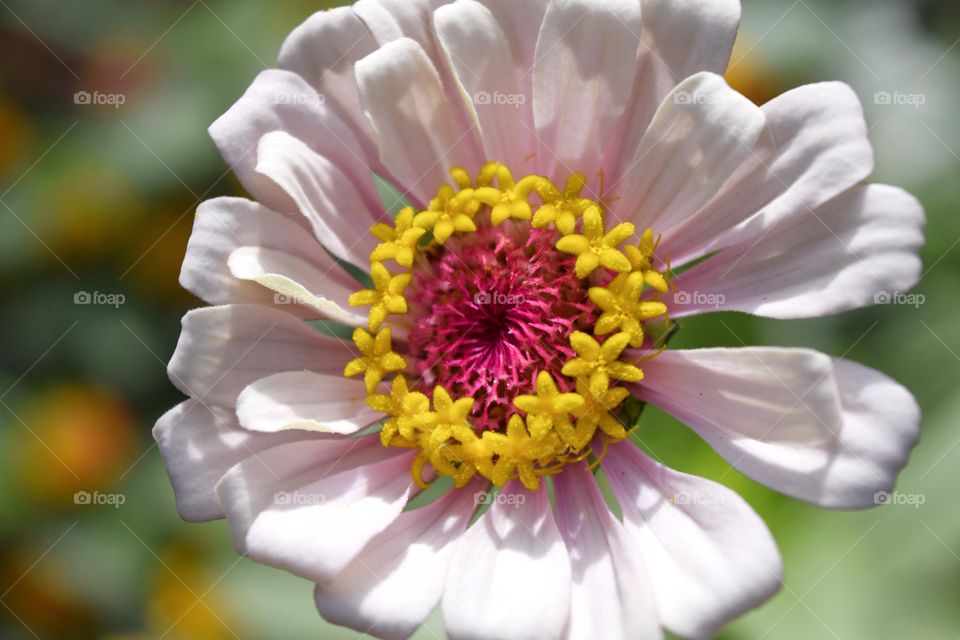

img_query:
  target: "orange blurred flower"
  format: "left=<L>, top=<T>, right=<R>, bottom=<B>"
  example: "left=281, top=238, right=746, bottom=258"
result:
left=10, top=384, right=138, bottom=505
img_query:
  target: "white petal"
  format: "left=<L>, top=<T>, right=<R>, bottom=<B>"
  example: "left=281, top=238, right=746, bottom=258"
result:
left=635, top=348, right=921, bottom=508
left=356, top=38, right=482, bottom=205
left=670, top=184, right=925, bottom=319
left=152, top=400, right=320, bottom=522
left=315, top=485, right=479, bottom=640
left=217, top=437, right=415, bottom=583
left=611, top=73, right=764, bottom=231
left=664, top=81, right=874, bottom=263
left=209, top=69, right=378, bottom=214
left=236, top=371, right=377, bottom=435
left=278, top=8, right=382, bottom=172
left=227, top=246, right=367, bottom=327
left=603, top=442, right=782, bottom=639
left=168, top=304, right=352, bottom=407
left=533, top=0, right=642, bottom=188
left=434, top=1, right=536, bottom=172
left=442, top=482, right=571, bottom=640
left=554, top=465, right=662, bottom=640
left=180, top=197, right=359, bottom=318
left=255, top=130, right=381, bottom=268
left=818, top=357, right=921, bottom=508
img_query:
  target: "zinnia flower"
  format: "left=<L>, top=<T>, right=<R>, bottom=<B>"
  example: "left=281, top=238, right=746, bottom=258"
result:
left=155, top=1, right=925, bottom=638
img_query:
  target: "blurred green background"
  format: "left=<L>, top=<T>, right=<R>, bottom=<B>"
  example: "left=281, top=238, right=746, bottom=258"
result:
left=0, top=1, right=957, bottom=638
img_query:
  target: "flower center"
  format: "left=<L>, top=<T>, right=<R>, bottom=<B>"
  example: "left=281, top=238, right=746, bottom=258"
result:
left=344, top=162, right=670, bottom=491
left=406, top=223, right=595, bottom=430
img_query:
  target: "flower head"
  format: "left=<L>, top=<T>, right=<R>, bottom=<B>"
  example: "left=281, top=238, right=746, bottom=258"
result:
left=158, top=1, right=924, bottom=639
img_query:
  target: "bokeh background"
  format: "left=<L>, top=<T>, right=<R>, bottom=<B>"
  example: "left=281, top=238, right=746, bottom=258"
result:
left=1, top=0, right=958, bottom=638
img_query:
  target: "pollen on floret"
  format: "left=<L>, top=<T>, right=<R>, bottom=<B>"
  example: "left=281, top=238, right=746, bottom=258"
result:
left=344, top=161, right=671, bottom=491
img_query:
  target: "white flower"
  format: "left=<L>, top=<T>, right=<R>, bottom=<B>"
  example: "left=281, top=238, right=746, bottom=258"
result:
left=155, top=1, right=924, bottom=639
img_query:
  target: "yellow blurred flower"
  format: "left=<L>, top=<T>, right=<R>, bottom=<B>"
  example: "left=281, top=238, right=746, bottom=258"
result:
left=145, top=543, right=240, bottom=640
left=725, top=36, right=784, bottom=106
left=45, top=165, right=145, bottom=261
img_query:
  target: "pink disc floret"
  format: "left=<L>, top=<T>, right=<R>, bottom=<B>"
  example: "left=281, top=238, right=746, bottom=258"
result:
left=405, top=222, right=595, bottom=430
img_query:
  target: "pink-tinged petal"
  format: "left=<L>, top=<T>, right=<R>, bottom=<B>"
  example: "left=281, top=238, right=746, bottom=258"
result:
left=180, top=197, right=359, bottom=318
left=208, top=69, right=378, bottom=214
left=479, top=0, right=548, bottom=96
left=603, top=0, right=741, bottom=181
left=356, top=38, right=483, bottom=206
left=442, top=482, right=571, bottom=640
left=217, top=436, right=415, bottom=583
left=610, top=73, right=764, bottom=230
left=354, top=0, right=451, bottom=72
left=152, top=400, right=323, bottom=522
left=532, top=0, right=642, bottom=190
left=670, top=184, right=925, bottom=319
left=227, top=247, right=367, bottom=327
left=236, top=371, right=377, bottom=435
left=315, top=484, right=480, bottom=640
left=168, top=304, right=352, bottom=407
left=354, top=0, right=477, bottom=149
left=603, top=443, right=782, bottom=640
left=664, top=82, right=874, bottom=264
left=640, top=0, right=740, bottom=79
left=278, top=8, right=383, bottom=172
left=554, top=464, right=662, bottom=640
left=635, top=348, right=921, bottom=508
left=255, top=130, right=381, bottom=268
left=434, top=1, right=536, bottom=173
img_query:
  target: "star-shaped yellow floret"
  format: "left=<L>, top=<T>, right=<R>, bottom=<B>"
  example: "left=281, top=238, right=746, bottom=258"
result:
left=532, top=173, right=592, bottom=235
left=449, top=165, right=474, bottom=190
left=624, top=228, right=670, bottom=293
left=367, top=376, right=432, bottom=447
left=405, top=386, right=482, bottom=488
left=568, top=377, right=631, bottom=446
left=513, top=371, right=585, bottom=439
left=561, top=331, right=644, bottom=394
left=482, top=415, right=558, bottom=490
left=348, top=262, right=412, bottom=331
left=344, top=327, right=407, bottom=393
left=427, top=423, right=487, bottom=488
left=369, top=207, right=427, bottom=268
left=589, top=272, right=668, bottom=347
left=555, top=205, right=635, bottom=278
left=413, top=182, right=481, bottom=244
left=424, top=386, right=476, bottom=448
left=474, top=162, right=540, bottom=225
